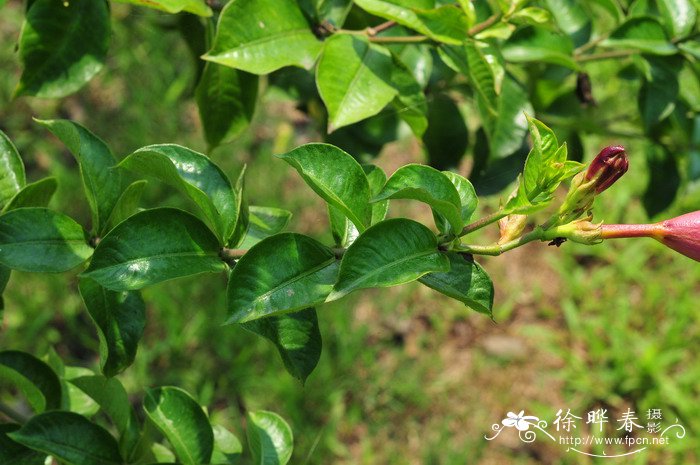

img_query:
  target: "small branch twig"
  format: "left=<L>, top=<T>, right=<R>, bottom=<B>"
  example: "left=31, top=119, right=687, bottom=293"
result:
left=468, top=14, right=501, bottom=36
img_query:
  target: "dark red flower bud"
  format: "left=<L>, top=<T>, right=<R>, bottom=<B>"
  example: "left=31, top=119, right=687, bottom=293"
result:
left=601, top=210, right=700, bottom=262
left=585, top=145, right=628, bottom=193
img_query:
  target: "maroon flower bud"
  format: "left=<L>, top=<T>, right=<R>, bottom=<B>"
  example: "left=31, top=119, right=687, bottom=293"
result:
left=601, top=210, right=700, bottom=262
left=585, top=145, right=628, bottom=194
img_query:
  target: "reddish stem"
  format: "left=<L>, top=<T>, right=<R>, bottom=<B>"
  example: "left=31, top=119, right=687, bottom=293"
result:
left=600, top=223, right=663, bottom=239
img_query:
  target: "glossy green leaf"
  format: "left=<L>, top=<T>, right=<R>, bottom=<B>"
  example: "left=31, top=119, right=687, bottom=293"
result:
left=0, top=130, right=26, bottom=209
left=680, top=40, right=700, bottom=59
left=242, top=308, right=322, bottom=383
left=0, top=424, right=45, bottom=465
left=16, top=0, right=110, bottom=98
left=354, top=0, right=468, bottom=43
left=390, top=52, right=428, bottom=137
left=112, top=0, right=212, bottom=16
left=0, top=350, right=62, bottom=413
left=211, top=425, right=243, bottom=464
left=204, top=0, right=322, bottom=74
left=317, top=34, right=397, bottom=131
left=246, top=411, right=294, bottom=465
left=482, top=76, right=532, bottom=159
left=502, top=27, right=579, bottom=70
left=0, top=208, right=92, bottom=273
left=443, top=171, right=478, bottom=224
left=657, top=0, right=697, bottom=38
left=105, top=180, right=147, bottom=230
left=239, top=206, right=293, bottom=249
left=70, top=375, right=141, bottom=460
left=422, top=93, right=468, bottom=170
left=601, top=17, right=677, bottom=55
left=639, top=56, right=683, bottom=129
left=196, top=63, right=258, bottom=150
left=144, top=386, right=214, bottom=465
left=78, top=277, right=145, bottom=377
left=330, top=218, right=450, bottom=300
left=38, top=119, right=122, bottom=235
left=119, top=144, right=238, bottom=242
left=374, top=164, right=464, bottom=232
left=509, top=6, right=553, bottom=25
left=0, top=264, right=9, bottom=316
left=542, top=0, right=590, bottom=44
left=419, top=252, right=494, bottom=316
left=227, top=165, right=250, bottom=248
left=62, top=367, right=99, bottom=417
left=226, top=234, right=338, bottom=323
left=8, top=411, right=122, bottom=465
left=278, top=143, right=372, bottom=230
left=84, top=208, right=225, bottom=291
left=463, top=41, right=498, bottom=115
left=2, top=177, right=57, bottom=212
left=329, top=164, right=387, bottom=247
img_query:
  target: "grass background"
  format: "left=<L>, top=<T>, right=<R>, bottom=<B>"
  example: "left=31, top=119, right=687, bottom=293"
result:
left=1, top=2, right=699, bottom=464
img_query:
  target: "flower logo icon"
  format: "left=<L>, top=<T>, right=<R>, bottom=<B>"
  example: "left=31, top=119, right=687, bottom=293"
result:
left=502, top=411, right=540, bottom=431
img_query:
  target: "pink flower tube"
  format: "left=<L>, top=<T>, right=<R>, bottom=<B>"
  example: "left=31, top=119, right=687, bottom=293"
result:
left=601, top=211, right=700, bottom=262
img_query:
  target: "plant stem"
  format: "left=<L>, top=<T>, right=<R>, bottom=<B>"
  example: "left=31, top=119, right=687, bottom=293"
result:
left=601, top=223, right=662, bottom=239
left=367, top=20, right=397, bottom=35
left=576, top=49, right=636, bottom=62
left=0, top=402, right=28, bottom=424
left=468, top=13, right=501, bottom=36
left=369, top=35, right=430, bottom=43
left=460, top=211, right=507, bottom=236
left=456, top=228, right=544, bottom=256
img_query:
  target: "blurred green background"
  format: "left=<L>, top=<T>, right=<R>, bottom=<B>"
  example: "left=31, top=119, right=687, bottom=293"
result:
left=1, top=2, right=699, bottom=464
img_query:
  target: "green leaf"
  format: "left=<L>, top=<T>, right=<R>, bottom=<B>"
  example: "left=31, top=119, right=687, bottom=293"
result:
left=16, top=0, right=110, bottom=98
left=0, top=424, right=46, bottom=465
left=0, top=208, right=92, bottom=273
left=0, top=264, right=9, bottom=316
left=226, top=233, right=338, bottom=323
left=239, top=206, right=293, bottom=249
left=601, top=17, right=678, bottom=55
left=8, top=411, right=122, bottom=465
left=390, top=52, right=428, bottom=137
left=105, top=180, right=147, bottom=230
left=144, top=386, right=214, bottom=465
left=330, top=218, right=450, bottom=300
left=119, top=144, right=238, bottom=242
left=112, top=0, right=212, bottom=16
left=196, top=63, right=259, bottom=150
left=2, top=177, right=57, bottom=212
left=246, top=411, right=294, bottom=465
left=329, top=164, right=387, bottom=247
left=507, top=117, right=584, bottom=213
left=37, top=119, right=122, bottom=236
left=419, top=252, right=494, bottom=316
left=639, top=55, right=683, bottom=129
left=509, top=6, right=553, bottom=25
left=502, top=27, right=580, bottom=70
left=374, top=164, right=464, bottom=232
left=0, top=130, right=26, bottom=210
left=0, top=350, right=62, bottom=412
left=657, top=0, right=697, bottom=38
left=542, top=0, right=591, bottom=44
left=354, top=0, right=468, bottom=43
left=422, top=93, right=468, bottom=170
left=83, top=208, right=225, bottom=291
left=317, top=34, right=397, bottom=131
left=278, top=143, right=372, bottom=230
left=443, top=171, right=478, bottom=224
left=78, top=277, right=145, bottom=377
left=69, top=375, right=141, bottom=460
left=643, top=145, right=680, bottom=217
left=204, top=0, right=322, bottom=74
left=211, top=425, right=243, bottom=464
left=227, top=165, right=250, bottom=248
left=242, top=308, right=322, bottom=383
